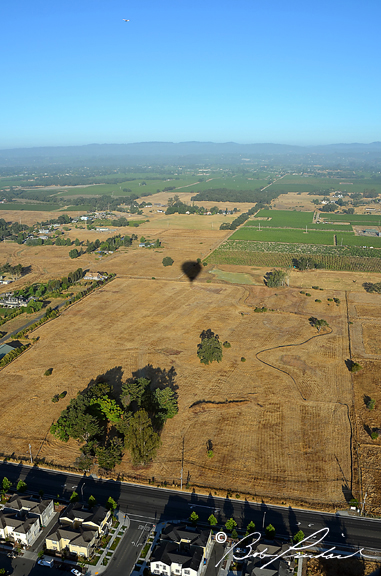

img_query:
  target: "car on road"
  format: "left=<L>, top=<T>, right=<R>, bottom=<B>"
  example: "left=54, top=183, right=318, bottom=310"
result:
left=37, top=558, right=54, bottom=567
left=71, top=569, right=82, bottom=576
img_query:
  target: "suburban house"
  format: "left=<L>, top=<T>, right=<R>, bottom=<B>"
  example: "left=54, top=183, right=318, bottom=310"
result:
left=6, top=495, right=55, bottom=527
left=45, top=526, right=97, bottom=558
left=0, top=496, right=54, bottom=547
left=0, top=293, right=29, bottom=308
left=150, top=524, right=212, bottom=576
left=59, top=503, right=111, bottom=535
left=0, top=513, right=40, bottom=547
left=7, top=496, right=54, bottom=526
left=44, top=503, right=111, bottom=559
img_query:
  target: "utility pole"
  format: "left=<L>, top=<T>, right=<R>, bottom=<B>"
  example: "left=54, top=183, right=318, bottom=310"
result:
left=361, top=492, right=367, bottom=516
left=28, top=444, right=33, bottom=465
left=180, top=437, right=185, bottom=490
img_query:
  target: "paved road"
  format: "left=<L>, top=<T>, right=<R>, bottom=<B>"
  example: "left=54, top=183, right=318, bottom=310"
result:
left=1, top=462, right=381, bottom=555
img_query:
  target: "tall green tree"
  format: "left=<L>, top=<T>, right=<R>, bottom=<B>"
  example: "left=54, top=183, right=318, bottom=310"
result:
left=208, top=514, right=218, bottom=526
left=154, top=387, right=178, bottom=423
left=124, top=410, right=161, bottom=465
left=225, top=518, right=237, bottom=532
left=189, top=511, right=199, bottom=525
left=265, top=269, right=288, bottom=288
left=293, top=530, right=305, bottom=543
left=197, top=330, right=223, bottom=365
left=1, top=477, right=12, bottom=493
left=121, top=378, right=150, bottom=409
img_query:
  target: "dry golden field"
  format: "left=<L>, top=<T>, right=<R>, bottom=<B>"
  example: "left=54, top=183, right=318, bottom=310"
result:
left=347, top=291, right=381, bottom=514
left=1, top=208, right=381, bottom=512
left=0, top=272, right=353, bottom=508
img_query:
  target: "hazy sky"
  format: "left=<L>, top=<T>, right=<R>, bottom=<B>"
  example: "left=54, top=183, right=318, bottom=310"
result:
left=1, top=0, right=380, bottom=148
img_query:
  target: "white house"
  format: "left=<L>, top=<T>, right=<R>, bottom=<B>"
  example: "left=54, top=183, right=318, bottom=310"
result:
left=0, top=513, right=40, bottom=546
left=150, top=525, right=212, bottom=576
left=150, top=542, right=203, bottom=576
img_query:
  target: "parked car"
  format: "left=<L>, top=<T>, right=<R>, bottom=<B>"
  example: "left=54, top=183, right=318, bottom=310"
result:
left=37, top=557, right=54, bottom=568
left=71, top=570, right=82, bottom=576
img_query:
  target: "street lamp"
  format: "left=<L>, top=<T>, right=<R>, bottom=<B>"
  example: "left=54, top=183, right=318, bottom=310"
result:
left=262, top=511, right=266, bottom=530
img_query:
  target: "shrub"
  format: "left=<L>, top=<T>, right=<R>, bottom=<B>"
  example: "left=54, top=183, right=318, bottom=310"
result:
left=349, top=361, right=362, bottom=373
left=223, top=341, right=231, bottom=348
left=371, top=432, right=379, bottom=440
left=367, top=398, right=376, bottom=410
left=241, top=357, right=246, bottom=362
left=52, top=395, right=59, bottom=403
left=59, top=391, right=67, bottom=399
left=315, top=299, right=321, bottom=303
left=162, top=257, right=174, bottom=267
left=45, top=368, right=53, bottom=376
left=305, top=292, right=311, bottom=297
left=207, top=450, right=214, bottom=458
left=312, top=286, right=319, bottom=290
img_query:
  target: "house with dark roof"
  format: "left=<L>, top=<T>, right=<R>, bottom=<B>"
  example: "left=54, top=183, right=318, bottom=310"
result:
left=0, top=512, right=40, bottom=546
left=151, top=542, right=204, bottom=576
left=150, top=524, right=212, bottom=576
left=6, top=495, right=54, bottom=527
left=45, top=526, right=97, bottom=558
left=59, top=503, right=111, bottom=535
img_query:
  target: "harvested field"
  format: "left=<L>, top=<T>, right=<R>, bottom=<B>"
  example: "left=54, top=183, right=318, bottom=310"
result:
left=0, top=278, right=353, bottom=508
left=348, top=290, right=381, bottom=513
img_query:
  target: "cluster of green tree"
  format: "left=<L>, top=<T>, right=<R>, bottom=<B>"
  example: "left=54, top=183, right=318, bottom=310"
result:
left=319, top=203, right=337, bottom=212
left=0, top=262, right=23, bottom=278
left=40, top=214, right=72, bottom=226
left=265, top=269, right=288, bottom=287
left=0, top=218, right=29, bottom=242
left=191, top=188, right=280, bottom=204
left=51, top=371, right=178, bottom=469
left=363, top=282, right=381, bottom=293
left=84, top=234, right=134, bottom=255
left=165, top=196, right=230, bottom=216
left=308, top=317, right=329, bottom=332
left=197, top=329, right=223, bottom=365
left=362, top=188, right=379, bottom=198
left=14, top=268, right=84, bottom=300
left=292, top=257, right=325, bottom=270
left=0, top=344, right=30, bottom=367
left=0, top=306, right=25, bottom=326
left=55, top=236, right=72, bottom=246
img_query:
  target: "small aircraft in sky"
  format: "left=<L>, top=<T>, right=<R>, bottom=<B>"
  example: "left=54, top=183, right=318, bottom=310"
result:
left=123, top=19, right=130, bottom=22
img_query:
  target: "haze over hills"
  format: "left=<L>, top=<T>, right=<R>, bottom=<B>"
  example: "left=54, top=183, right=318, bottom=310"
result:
left=1, top=141, right=380, bottom=168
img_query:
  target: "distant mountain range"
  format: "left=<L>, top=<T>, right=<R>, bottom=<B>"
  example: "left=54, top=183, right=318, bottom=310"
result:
left=1, top=141, right=381, bottom=158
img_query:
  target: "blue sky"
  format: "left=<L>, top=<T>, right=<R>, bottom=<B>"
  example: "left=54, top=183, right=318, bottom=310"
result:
left=1, top=0, right=380, bottom=148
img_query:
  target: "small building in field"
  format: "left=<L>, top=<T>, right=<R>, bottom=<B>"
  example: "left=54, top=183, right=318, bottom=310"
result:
left=84, top=272, right=106, bottom=281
